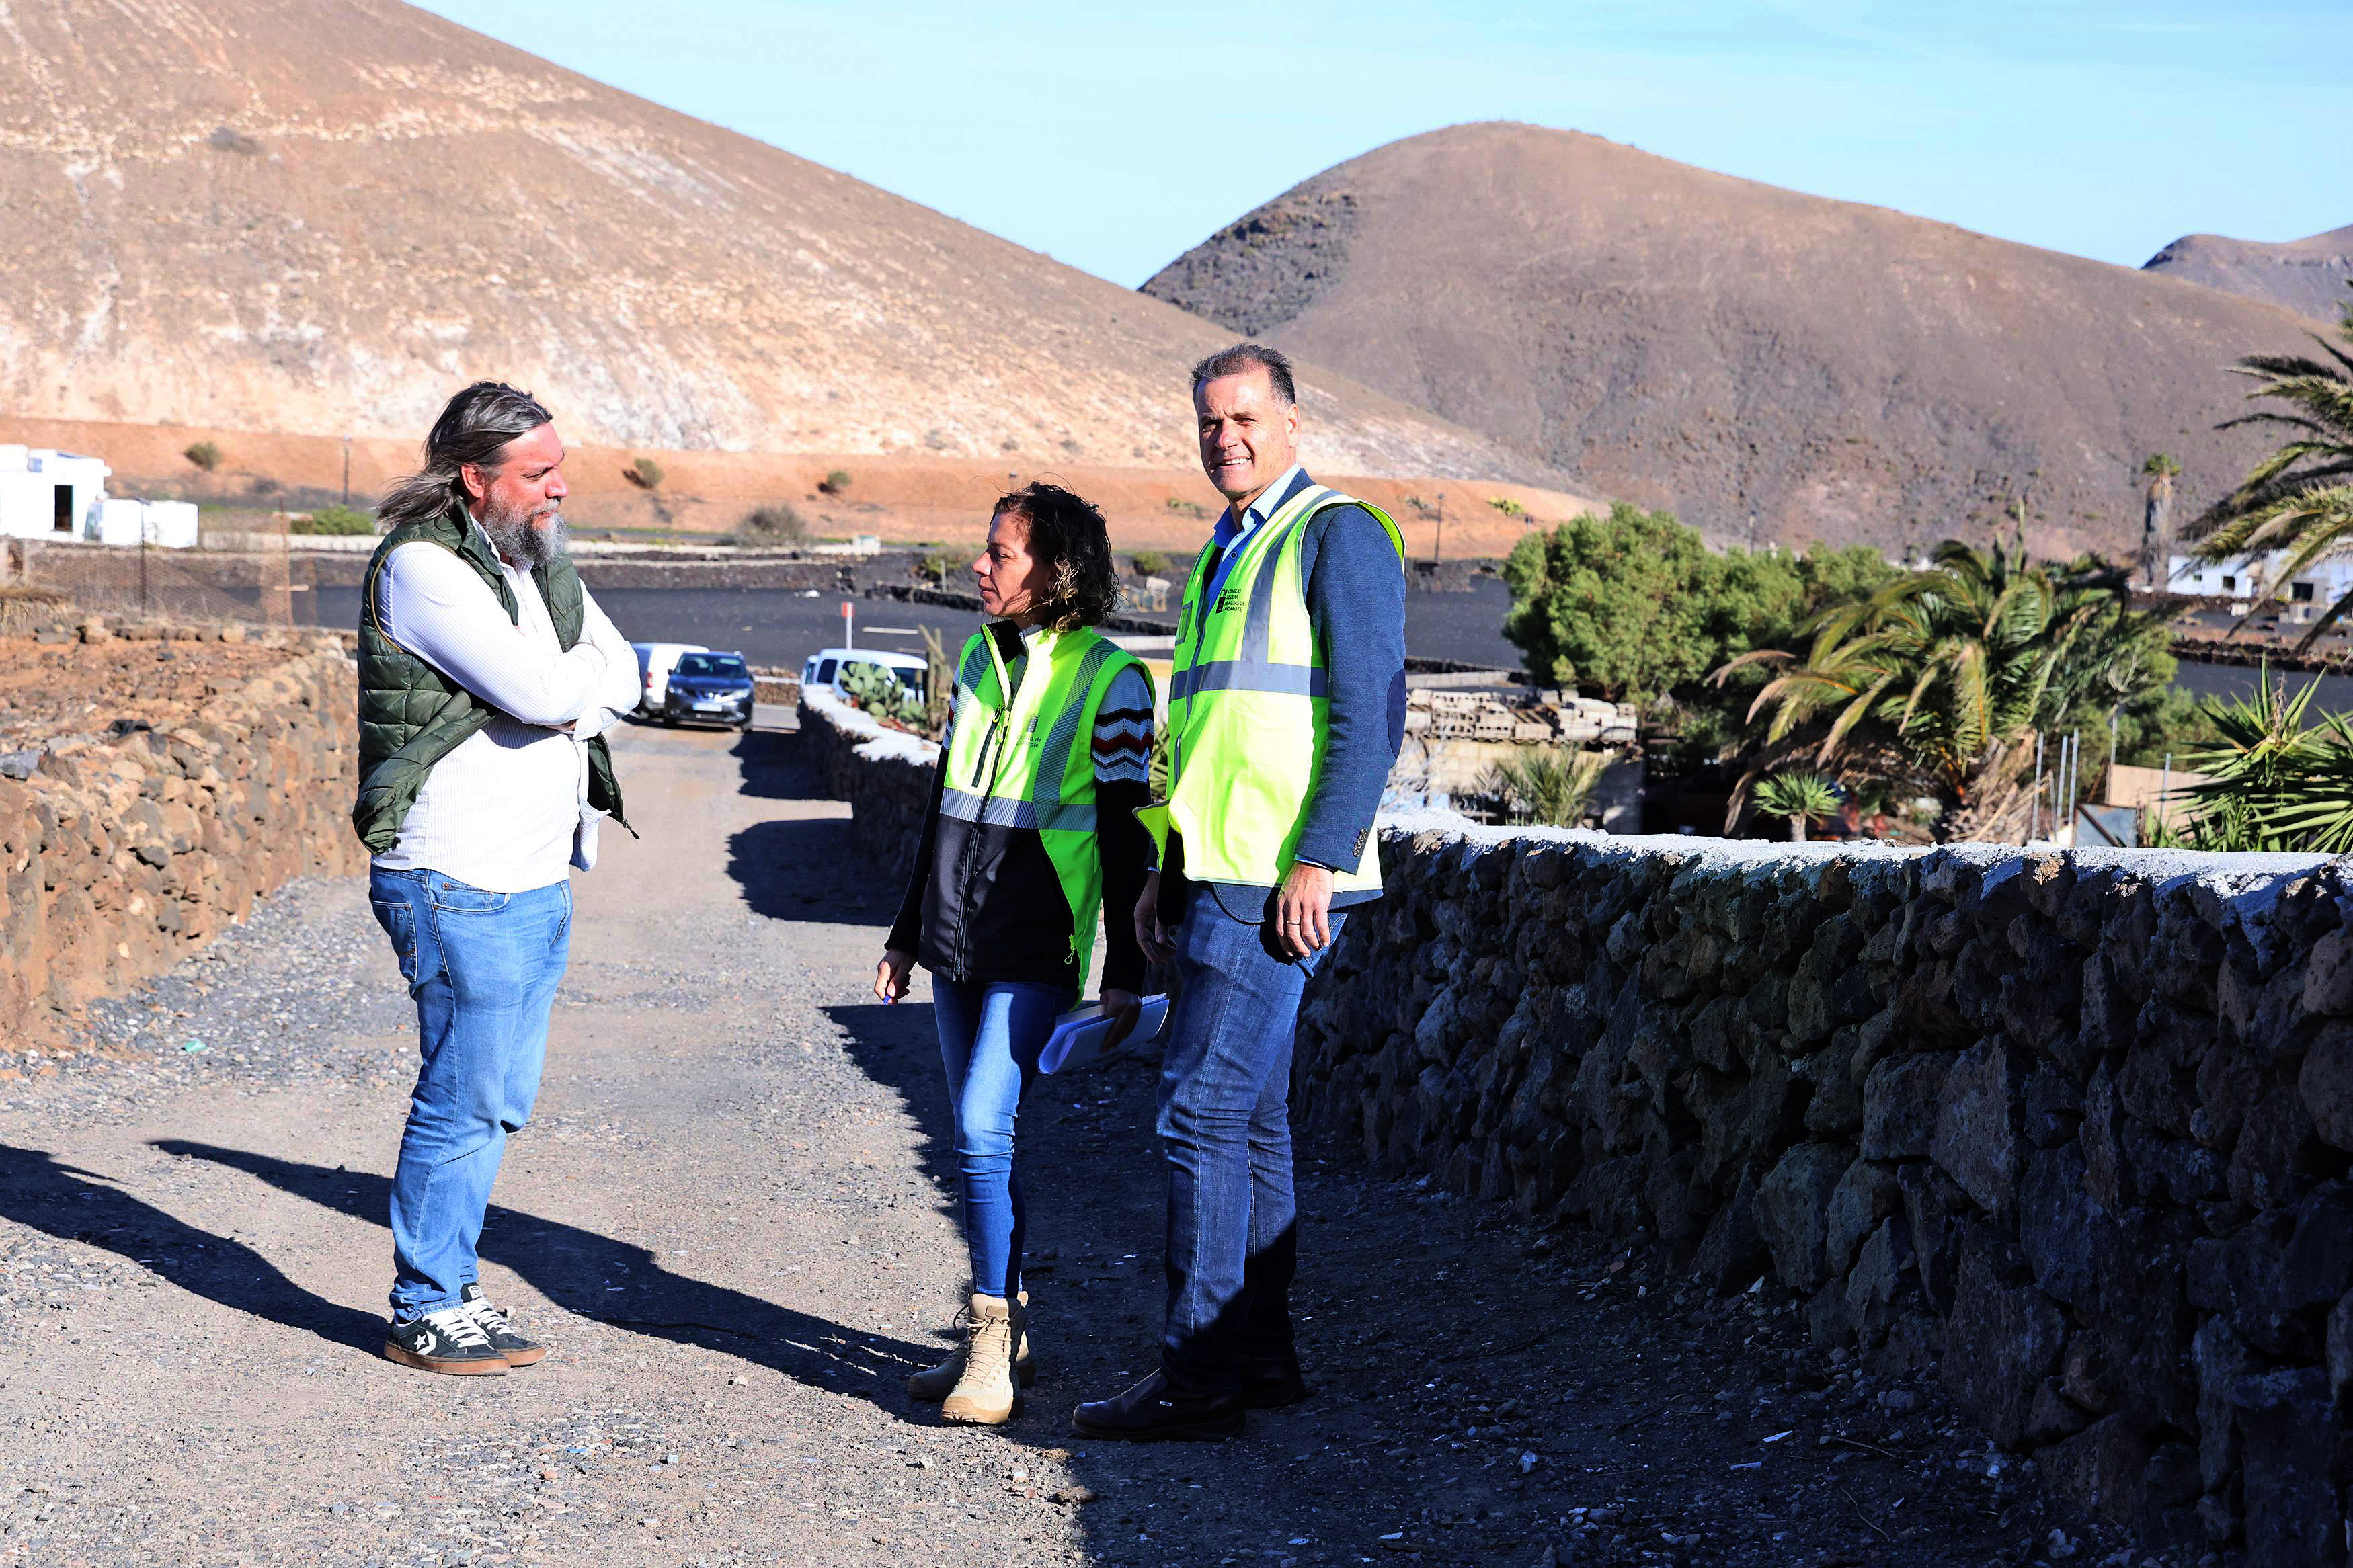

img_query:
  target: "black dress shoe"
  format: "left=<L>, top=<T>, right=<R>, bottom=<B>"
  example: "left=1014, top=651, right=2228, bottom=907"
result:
left=1072, top=1371, right=1246, bottom=1441
left=1239, top=1360, right=1308, bottom=1409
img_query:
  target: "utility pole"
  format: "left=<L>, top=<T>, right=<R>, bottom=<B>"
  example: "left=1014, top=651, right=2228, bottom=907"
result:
left=1434, top=490, right=1445, bottom=567
left=341, top=436, right=352, bottom=506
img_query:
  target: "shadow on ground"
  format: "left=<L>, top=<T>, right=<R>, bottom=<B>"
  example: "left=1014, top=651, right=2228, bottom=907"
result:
left=725, top=818, right=895, bottom=927
left=0, top=1142, right=383, bottom=1352
left=723, top=729, right=895, bottom=927
left=148, top=1140, right=931, bottom=1414
left=731, top=727, right=801, bottom=801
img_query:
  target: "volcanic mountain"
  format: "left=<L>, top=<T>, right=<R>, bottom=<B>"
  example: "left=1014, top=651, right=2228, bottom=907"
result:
left=0, top=1, right=1545, bottom=483
left=1142, top=122, right=2321, bottom=557
left=2142, top=224, right=2353, bottom=325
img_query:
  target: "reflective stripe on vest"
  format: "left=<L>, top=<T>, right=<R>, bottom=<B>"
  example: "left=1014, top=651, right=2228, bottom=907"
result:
left=1164, top=483, right=1403, bottom=891
left=938, top=625, right=1144, bottom=976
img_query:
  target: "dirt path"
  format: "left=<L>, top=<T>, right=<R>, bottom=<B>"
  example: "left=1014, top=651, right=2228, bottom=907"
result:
left=0, top=723, right=2164, bottom=1568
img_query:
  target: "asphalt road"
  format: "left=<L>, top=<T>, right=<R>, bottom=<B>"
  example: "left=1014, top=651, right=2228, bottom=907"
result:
left=310, top=578, right=1532, bottom=673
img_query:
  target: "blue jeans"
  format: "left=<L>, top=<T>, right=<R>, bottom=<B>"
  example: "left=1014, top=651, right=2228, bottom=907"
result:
left=1156, top=888, right=1345, bottom=1391
left=369, top=866, right=571, bottom=1322
left=931, top=978, right=1072, bottom=1299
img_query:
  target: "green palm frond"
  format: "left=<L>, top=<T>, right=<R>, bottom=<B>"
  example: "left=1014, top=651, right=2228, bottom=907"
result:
left=2190, top=317, right=2353, bottom=575
left=1753, top=770, right=1842, bottom=825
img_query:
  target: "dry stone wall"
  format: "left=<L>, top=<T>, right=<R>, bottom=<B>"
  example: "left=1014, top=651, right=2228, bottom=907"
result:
left=792, top=698, right=2353, bottom=1559
left=797, top=689, right=936, bottom=874
left=1296, top=820, right=2353, bottom=1561
left=0, top=635, right=362, bottom=1045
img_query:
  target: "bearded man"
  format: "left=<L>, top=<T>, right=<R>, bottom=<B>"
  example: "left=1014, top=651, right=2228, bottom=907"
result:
left=353, top=381, right=639, bottom=1375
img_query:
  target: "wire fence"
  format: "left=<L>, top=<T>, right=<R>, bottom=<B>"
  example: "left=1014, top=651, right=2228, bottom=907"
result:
left=10, top=526, right=305, bottom=626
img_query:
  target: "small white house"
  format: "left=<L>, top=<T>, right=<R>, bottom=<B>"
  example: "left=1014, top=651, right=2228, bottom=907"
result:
left=0, top=446, right=198, bottom=548
left=2168, top=552, right=2353, bottom=616
left=0, top=446, right=110, bottom=542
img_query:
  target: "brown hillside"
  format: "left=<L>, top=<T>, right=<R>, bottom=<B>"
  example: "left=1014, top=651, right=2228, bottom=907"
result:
left=0, top=415, right=1602, bottom=558
left=1142, top=122, right=2322, bottom=558
left=0, top=1, right=1551, bottom=487
left=2142, top=224, right=2353, bottom=325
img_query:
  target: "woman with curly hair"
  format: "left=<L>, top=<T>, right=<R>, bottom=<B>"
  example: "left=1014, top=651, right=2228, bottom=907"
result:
left=875, top=481, right=1156, bottom=1425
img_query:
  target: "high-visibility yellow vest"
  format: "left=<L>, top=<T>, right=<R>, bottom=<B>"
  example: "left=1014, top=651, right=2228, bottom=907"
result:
left=941, top=624, right=1148, bottom=979
left=1156, top=481, right=1404, bottom=891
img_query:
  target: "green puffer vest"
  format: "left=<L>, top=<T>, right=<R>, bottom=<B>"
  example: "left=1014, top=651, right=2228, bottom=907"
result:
left=351, top=502, right=629, bottom=853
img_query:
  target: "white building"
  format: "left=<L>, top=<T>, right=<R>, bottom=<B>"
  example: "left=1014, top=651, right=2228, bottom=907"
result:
left=0, top=446, right=198, bottom=548
left=0, top=446, right=110, bottom=542
left=2167, top=551, right=2353, bottom=616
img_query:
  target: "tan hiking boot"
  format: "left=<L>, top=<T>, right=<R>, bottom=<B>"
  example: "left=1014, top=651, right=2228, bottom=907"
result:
left=940, top=1293, right=1023, bottom=1425
left=908, top=1290, right=1031, bottom=1401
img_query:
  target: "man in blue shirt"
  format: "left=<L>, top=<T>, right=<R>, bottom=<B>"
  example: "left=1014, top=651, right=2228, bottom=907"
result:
left=1074, top=343, right=1407, bottom=1440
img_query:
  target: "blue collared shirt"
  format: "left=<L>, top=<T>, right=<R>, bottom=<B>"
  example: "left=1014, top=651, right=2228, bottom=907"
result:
left=1203, top=462, right=1306, bottom=604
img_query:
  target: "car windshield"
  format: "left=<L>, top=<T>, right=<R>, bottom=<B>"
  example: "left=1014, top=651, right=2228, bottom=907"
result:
left=674, top=654, right=748, bottom=679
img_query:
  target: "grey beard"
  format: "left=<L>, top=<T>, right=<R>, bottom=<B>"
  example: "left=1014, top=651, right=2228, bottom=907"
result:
left=478, top=501, right=568, bottom=571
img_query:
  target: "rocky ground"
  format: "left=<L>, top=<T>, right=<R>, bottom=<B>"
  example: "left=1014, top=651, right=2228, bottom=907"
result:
left=0, top=718, right=2188, bottom=1567
left=0, top=625, right=314, bottom=757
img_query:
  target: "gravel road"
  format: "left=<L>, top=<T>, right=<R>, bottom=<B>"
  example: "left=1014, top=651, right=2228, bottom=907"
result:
left=0, top=719, right=2174, bottom=1568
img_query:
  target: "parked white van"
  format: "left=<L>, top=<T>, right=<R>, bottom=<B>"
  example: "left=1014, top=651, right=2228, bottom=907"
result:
left=801, top=646, right=928, bottom=702
left=631, top=641, right=709, bottom=714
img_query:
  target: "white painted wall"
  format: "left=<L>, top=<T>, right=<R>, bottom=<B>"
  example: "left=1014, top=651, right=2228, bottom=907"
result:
left=2169, top=550, right=2353, bottom=610
left=0, top=449, right=110, bottom=542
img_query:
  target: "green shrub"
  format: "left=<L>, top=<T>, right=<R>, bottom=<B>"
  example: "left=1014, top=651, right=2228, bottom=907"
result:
left=183, top=440, right=222, bottom=472
left=740, top=504, right=806, bottom=542
left=625, top=457, right=664, bottom=490
left=1480, top=747, right=1613, bottom=827
left=1164, top=498, right=1205, bottom=520
left=1131, top=551, right=1168, bottom=578
left=1488, top=496, right=1526, bottom=518
left=1503, top=501, right=1893, bottom=705
left=916, top=548, right=963, bottom=585
left=820, top=468, right=852, bottom=495
left=1753, top=772, right=1842, bottom=841
left=291, top=504, right=374, bottom=536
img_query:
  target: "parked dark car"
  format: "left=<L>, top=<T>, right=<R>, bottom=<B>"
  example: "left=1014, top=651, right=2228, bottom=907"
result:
left=659, top=651, right=756, bottom=729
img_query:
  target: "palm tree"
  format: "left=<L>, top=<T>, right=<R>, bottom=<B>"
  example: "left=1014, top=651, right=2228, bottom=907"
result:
left=1481, top=747, right=1615, bottom=827
left=2141, top=452, right=2180, bottom=589
left=1752, top=771, right=1841, bottom=841
left=1716, top=541, right=2140, bottom=836
left=2178, top=671, right=2353, bottom=853
left=2184, top=306, right=2353, bottom=648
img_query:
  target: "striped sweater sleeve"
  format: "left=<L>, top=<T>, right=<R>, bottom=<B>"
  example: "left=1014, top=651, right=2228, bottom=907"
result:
left=1091, top=664, right=1154, bottom=784
left=1092, top=662, right=1156, bottom=993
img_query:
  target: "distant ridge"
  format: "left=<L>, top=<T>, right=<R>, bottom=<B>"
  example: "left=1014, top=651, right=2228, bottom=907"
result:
left=1143, top=122, right=2319, bottom=558
left=2142, top=224, right=2353, bottom=325
left=0, top=1, right=1554, bottom=486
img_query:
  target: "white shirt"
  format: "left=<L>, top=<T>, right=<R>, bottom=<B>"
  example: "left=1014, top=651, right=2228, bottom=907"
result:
left=370, top=520, right=639, bottom=892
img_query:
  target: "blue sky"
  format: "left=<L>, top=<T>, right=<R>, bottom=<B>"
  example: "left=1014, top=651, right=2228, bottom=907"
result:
left=415, top=1, right=2350, bottom=289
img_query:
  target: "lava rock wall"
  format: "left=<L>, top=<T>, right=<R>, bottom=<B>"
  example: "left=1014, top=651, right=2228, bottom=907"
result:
left=1295, top=822, right=2353, bottom=1561
left=0, top=638, right=362, bottom=1045
left=797, top=689, right=935, bottom=874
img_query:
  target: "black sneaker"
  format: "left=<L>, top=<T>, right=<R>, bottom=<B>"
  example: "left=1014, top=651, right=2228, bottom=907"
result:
left=385, top=1305, right=508, bottom=1376
left=460, top=1282, right=546, bottom=1367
